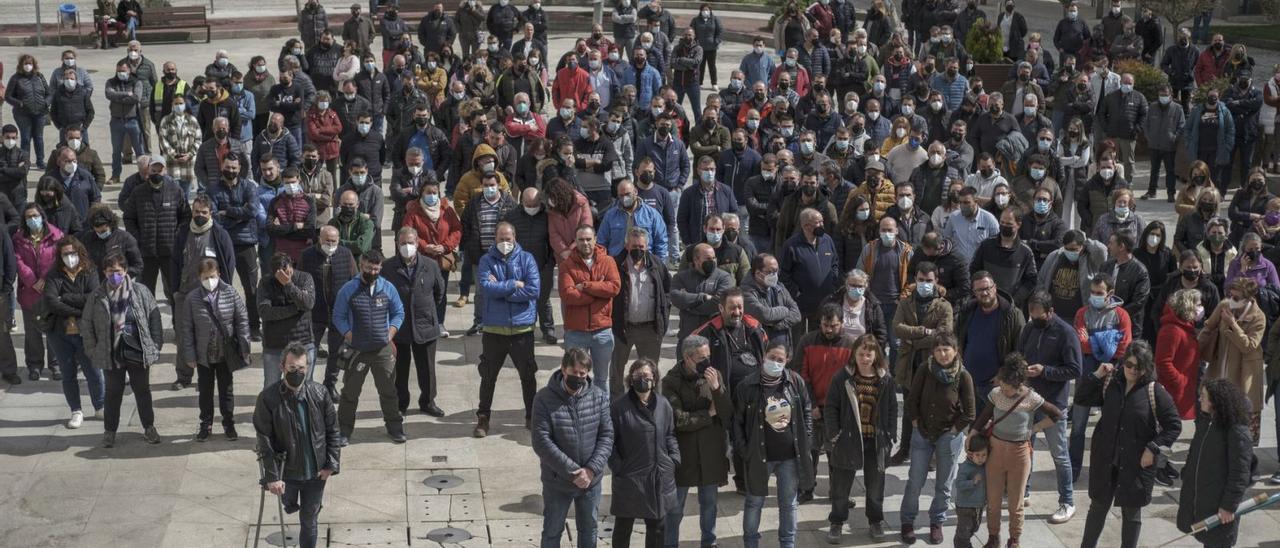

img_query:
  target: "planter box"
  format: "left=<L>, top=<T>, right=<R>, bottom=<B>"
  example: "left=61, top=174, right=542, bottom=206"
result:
left=973, top=63, right=1012, bottom=94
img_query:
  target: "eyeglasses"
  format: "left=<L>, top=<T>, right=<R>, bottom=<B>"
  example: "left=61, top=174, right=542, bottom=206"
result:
left=973, top=285, right=995, bottom=293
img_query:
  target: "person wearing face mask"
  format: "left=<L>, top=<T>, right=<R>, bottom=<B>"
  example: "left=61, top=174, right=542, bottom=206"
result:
left=778, top=208, right=842, bottom=335
left=256, top=251, right=317, bottom=393
left=669, top=243, right=733, bottom=342
left=266, top=169, right=318, bottom=263
left=1089, top=188, right=1144, bottom=245
left=969, top=208, right=1037, bottom=309
left=459, top=173, right=518, bottom=333
left=1159, top=27, right=1199, bottom=108
left=251, top=341, right=341, bottom=548
left=1097, top=72, right=1148, bottom=184
left=1052, top=3, right=1090, bottom=60
left=176, top=257, right=250, bottom=442
left=596, top=181, right=668, bottom=261
left=675, top=156, right=735, bottom=250
left=0, top=124, right=32, bottom=210
left=339, top=110, right=385, bottom=180
left=452, top=0, right=485, bottom=58
left=298, top=225, right=357, bottom=396
left=5, top=57, right=48, bottom=172
left=1225, top=231, right=1280, bottom=290
left=77, top=205, right=143, bottom=283
left=303, top=90, right=343, bottom=177
left=1221, top=74, right=1262, bottom=188
left=375, top=228, right=446, bottom=418
left=783, top=305, right=853, bottom=506
left=1195, top=34, right=1231, bottom=85
left=105, top=60, right=150, bottom=184
left=120, top=153, right=188, bottom=307
left=1185, top=91, right=1237, bottom=193
left=1033, top=229, right=1106, bottom=323
left=604, top=358, right=677, bottom=548
left=34, top=176, right=82, bottom=236
left=1198, top=277, right=1267, bottom=446
left=560, top=223, right=622, bottom=390
left=1096, top=231, right=1152, bottom=342
left=49, top=67, right=96, bottom=147
left=729, top=339, right=813, bottom=546
left=331, top=79, right=372, bottom=138
left=1149, top=250, right=1219, bottom=339
left=36, top=235, right=103, bottom=429
left=1153, top=288, right=1207, bottom=427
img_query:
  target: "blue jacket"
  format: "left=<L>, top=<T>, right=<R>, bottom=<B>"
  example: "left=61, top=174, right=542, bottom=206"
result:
left=717, top=147, right=761, bottom=204
left=778, top=233, right=842, bottom=315
left=232, top=91, right=256, bottom=142
left=739, top=52, right=776, bottom=87
left=677, top=182, right=737, bottom=246
left=256, top=182, right=282, bottom=246
left=59, top=167, right=101, bottom=221
left=618, top=63, right=664, bottom=109
left=478, top=243, right=541, bottom=328
left=636, top=137, right=691, bottom=191
left=1184, top=102, right=1236, bottom=166
left=207, top=179, right=262, bottom=247
left=597, top=202, right=669, bottom=262
left=332, top=276, right=405, bottom=352
left=930, top=73, right=969, bottom=111
left=953, top=459, right=986, bottom=508
left=532, top=369, right=614, bottom=493
left=252, top=131, right=302, bottom=180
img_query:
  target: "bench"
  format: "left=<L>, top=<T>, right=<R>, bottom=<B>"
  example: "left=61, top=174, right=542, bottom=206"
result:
left=120, top=6, right=212, bottom=44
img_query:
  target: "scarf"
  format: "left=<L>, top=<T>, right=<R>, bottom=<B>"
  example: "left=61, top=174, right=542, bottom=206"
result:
left=108, top=277, right=132, bottom=343
left=761, top=370, right=782, bottom=388
left=424, top=202, right=441, bottom=222
left=930, top=358, right=961, bottom=385
left=190, top=218, right=213, bottom=234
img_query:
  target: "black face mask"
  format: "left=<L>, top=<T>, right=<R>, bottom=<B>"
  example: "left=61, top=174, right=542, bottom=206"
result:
left=632, top=377, right=653, bottom=393
left=149, top=174, right=164, bottom=185
left=725, top=228, right=738, bottom=242
left=1247, top=249, right=1261, bottom=261
left=214, top=129, right=228, bottom=140
left=813, top=225, right=826, bottom=238
left=732, top=141, right=746, bottom=152
left=629, top=248, right=645, bottom=262
left=303, top=158, right=318, bottom=170
left=565, top=374, right=588, bottom=391
left=950, top=131, right=964, bottom=142
left=638, top=172, right=654, bottom=185
left=1199, top=203, right=1215, bottom=215
left=361, top=271, right=378, bottom=284
left=999, top=225, right=1016, bottom=238
left=802, top=185, right=817, bottom=197
left=193, top=215, right=210, bottom=227
left=1031, top=317, right=1048, bottom=329
left=221, top=170, right=238, bottom=181
left=284, top=369, right=306, bottom=388
left=700, top=259, right=717, bottom=276
left=1182, top=269, right=1201, bottom=282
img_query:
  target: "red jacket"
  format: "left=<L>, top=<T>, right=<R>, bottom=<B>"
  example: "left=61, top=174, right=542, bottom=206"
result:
left=792, top=330, right=856, bottom=407
left=305, top=108, right=343, bottom=159
left=1194, top=49, right=1229, bottom=86
left=504, top=113, right=547, bottom=141
left=1073, top=303, right=1133, bottom=362
left=551, top=66, right=593, bottom=112
left=1155, top=305, right=1201, bottom=419
left=558, top=244, right=621, bottom=332
left=403, top=199, right=462, bottom=267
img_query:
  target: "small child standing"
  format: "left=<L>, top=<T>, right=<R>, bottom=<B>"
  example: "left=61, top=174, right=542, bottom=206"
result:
left=953, top=435, right=988, bottom=548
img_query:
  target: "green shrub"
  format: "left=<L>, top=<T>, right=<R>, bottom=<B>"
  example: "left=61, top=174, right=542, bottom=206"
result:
left=964, top=18, right=1005, bottom=64
left=1113, top=59, right=1169, bottom=102
left=1192, top=77, right=1232, bottom=104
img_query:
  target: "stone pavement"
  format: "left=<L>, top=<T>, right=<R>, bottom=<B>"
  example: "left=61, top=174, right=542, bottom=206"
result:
left=2, top=35, right=1280, bottom=548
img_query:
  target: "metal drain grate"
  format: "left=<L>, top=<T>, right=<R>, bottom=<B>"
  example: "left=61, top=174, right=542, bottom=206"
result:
left=264, top=528, right=297, bottom=546
left=423, top=527, right=473, bottom=543
left=422, top=474, right=465, bottom=490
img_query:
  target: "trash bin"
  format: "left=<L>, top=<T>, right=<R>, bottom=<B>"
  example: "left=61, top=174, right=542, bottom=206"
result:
left=58, top=3, right=78, bottom=25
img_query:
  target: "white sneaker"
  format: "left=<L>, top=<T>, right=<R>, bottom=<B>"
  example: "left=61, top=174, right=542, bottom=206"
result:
left=93, top=408, right=103, bottom=419
left=1049, top=503, right=1076, bottom=524
left=67, top=411, right=84, bottom=429
left=439, top=329, right=450, bottom=339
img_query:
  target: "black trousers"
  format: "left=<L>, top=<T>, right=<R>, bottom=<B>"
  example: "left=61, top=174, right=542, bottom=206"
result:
left=477, top=330, right=538, bottom=419
left=699, top=49, right=718, bottom=86
left=394, top=338, right=438, bottom=412
left=104, top=362, right=155, bottom=432
left=140, top=255, right=176, bottom=307
left=537, top=264, right=555, bottom=333
left=0, top=293, right=17, bottom=376
left=197, top=361, right=235, bottom=428
left=828, top=438, right=885, bottom=525
left=315, top=322, right=344, bottom=387
left=233, top=245, right=260, bottom=332
left=612, top=516, right=664, bottom=548
left=1080, top=467, right=1142, bottom=548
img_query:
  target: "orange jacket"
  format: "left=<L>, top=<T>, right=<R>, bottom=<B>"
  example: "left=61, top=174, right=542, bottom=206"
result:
left=558, top=244, right=621, bottom=332
left=403, top=198, right=462, bottom=265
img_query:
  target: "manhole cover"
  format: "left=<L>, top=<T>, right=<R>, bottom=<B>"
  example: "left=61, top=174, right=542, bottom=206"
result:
left=264, top=530, right=297, bottom=546
left=423, top=474, right=465, bottom=490
left=424, top=527, right=473, bottom=542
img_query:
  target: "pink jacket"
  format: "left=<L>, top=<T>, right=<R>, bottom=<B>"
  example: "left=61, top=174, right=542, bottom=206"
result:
left=548, top=191, right=593, bottom=261
left=15, top=224, right=64, bottom=310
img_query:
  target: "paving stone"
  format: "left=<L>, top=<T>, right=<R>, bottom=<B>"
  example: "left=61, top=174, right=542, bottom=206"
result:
left=412, top=520, right=490, bottom=547
left=328, top=523, right=411, bottom=546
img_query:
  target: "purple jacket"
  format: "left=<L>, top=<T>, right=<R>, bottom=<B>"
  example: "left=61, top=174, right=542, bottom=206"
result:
left=15, top=224, right=64, bottom=309
left=1224, top=256, right=1280, bottom=289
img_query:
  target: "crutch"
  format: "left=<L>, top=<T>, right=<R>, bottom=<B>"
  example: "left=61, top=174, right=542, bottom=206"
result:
left=253, top=454, right=290, bottom=548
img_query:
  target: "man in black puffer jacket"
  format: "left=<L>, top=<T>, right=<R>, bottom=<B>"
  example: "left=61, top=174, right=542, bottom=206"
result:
left=79, top=205, right=144, bottom=281
left=531, top=348, right=614, bottom=547
left=122, top=155, right=190, bottom=303
left=257, top=252, right=316, bottom=390
left=254, top=342, right=341, bottom=548
left=504, top=187, right=557, bottom=343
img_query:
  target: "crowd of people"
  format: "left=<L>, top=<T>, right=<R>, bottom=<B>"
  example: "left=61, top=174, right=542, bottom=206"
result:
left=1, top=0, right=1279, bottom=546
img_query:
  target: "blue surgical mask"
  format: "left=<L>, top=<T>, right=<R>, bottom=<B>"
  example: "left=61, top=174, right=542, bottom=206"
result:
left=800, top=141, right=815, bottom=154
left=705, top=231, right=722, bottom=245
left=1090, top=294, right=1108, bottom=309
left=26, top=216, right=43, bottom=232
left=1119, top=84, right=1134, bottom=94
left=1030, top=168, right=1046, bottom=180
left=879, top=232, right=895, bottom=245
left=483, top=186, right=499, bottom=199
left=1114, top=205, right=1130, bottom=218
left=916, top=281, right=934, bottom=297
left=762, top=359, right=786, bottom=377
left=1063, top=249, right=1080, bottom=262
left=856, top=209, right=870, bottom=221
left=847, top=286, right=865, bottom=299
left=231, top=83, right=244, bottom=93
left=1038, top=139, right=1052, bottom=150
left=1033, top=199, right=1050, bottom=214
left=422, top=193, right=440, bottom=207
left=96, top=228, right=113, bottom=239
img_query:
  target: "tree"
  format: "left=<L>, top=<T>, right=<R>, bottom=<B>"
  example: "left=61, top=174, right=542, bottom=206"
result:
left=1142, top=0, right=1215, bottom=30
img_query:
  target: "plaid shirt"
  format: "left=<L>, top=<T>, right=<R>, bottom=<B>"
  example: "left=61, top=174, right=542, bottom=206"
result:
left=158, top=113, right=202, bottom=184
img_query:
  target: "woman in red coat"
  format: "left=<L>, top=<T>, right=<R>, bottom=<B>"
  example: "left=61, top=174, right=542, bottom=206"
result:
left=402, top=180, right=462, bottom=336
left=304, top=90, right=343, bottom=181
left=1155, top=288, right=1204, bottom=420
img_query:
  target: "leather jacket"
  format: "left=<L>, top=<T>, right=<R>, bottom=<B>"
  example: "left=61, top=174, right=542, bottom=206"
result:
left=254, top=380, right=341, bottom=483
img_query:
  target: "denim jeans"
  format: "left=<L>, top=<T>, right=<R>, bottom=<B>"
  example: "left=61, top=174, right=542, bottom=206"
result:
left=48, top=332, right=105, bottom=413
left=900, top=429, right=964, bottom=526
left=1192, top=11, right=1213, bottom=43
left=261, top=344, right=317, bottom=389
left=541, top=482, right=602, bottom=548
left=283, top=478, right=327, bottom=548
left=1069, top=402, right=1093, bottom=482
left=564, top=328, right=615, bottom=391
left=109, top=117, right=144, bottom=178
left=664, top=484, right=718, bottom=547
left=743, top=458, right=799, bottom=548
left=13, top=111, right=47, bottom=166
left=675, top=81, right=701, bottom=126
left=1025, top=414, right=1073, bottom=505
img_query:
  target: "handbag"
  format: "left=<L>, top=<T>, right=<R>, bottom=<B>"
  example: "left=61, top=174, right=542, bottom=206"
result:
left=438, top=250, right=459, bottom=272
left=112, top=327, right=146, bottom=368
left=203, top=298, right=251, bottom=372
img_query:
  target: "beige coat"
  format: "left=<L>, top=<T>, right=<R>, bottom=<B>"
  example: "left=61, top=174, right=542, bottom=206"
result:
left=1198, top=300, right=1266, bottom=412
left=892, top=291, right=954, bottom=386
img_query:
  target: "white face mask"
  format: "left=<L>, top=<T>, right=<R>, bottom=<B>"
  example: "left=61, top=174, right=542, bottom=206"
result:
left=321, top=243, right=338, bottom=256
left=994, top=194, right=1010, bottom=207
left=408, top=164, right=423, bottom=176
left=496, top=241, right=515, bottom=255
left=67, top=138, right=82, bottom=150
left=523, top=206, right=541, bottom=216
left=762, top=359, right=785, bottom=377
left=202, top=277, right=219, bottom=292
left=2, top=139, right=15, bottom=149
left=399, top=243, right=416, bottom=259
left=63, top=254, right=80, bottom=269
